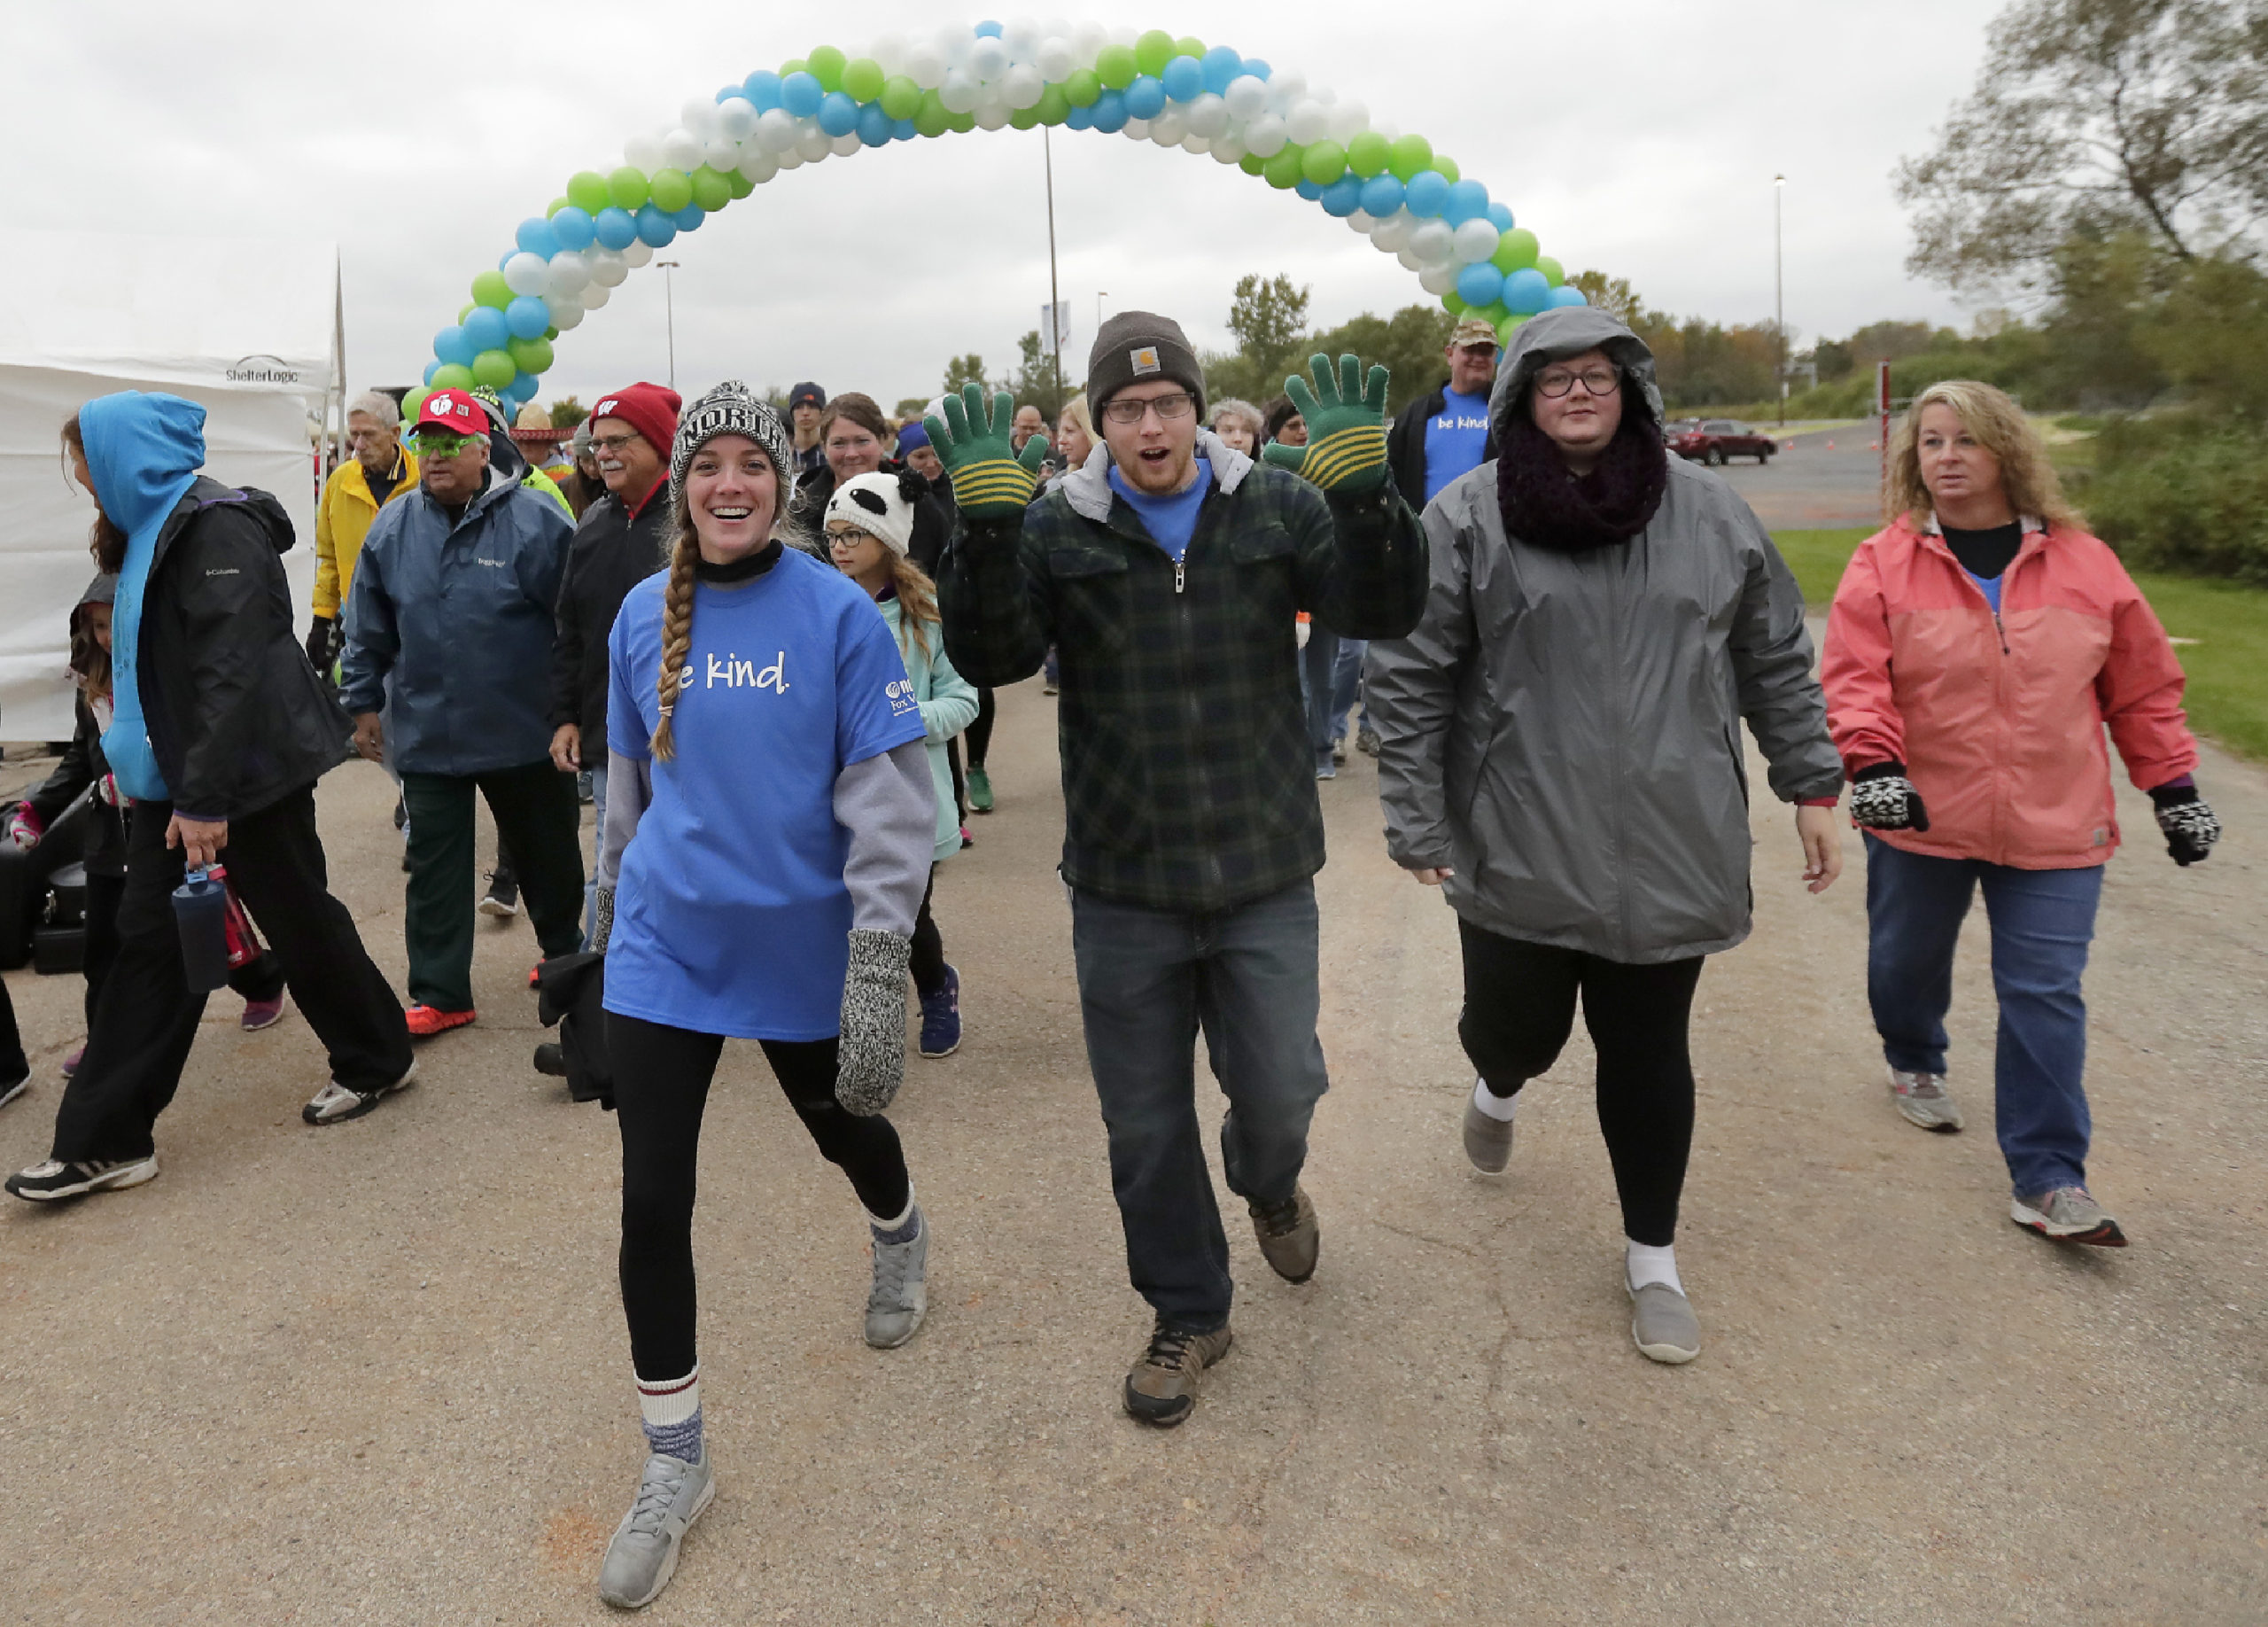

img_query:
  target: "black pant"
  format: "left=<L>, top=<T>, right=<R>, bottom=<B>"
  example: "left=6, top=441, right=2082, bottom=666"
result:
left=0, top=974, right=22, bottom=1083
left=944, top=737, right=967, bottom=824
left=400, top=759, right=583, bottom=1010
left=910, top=866, right=946, bottom=996
left=83, top=861, right=284, bottom=1032
left=50, top=784, right=412, bottom=1163
left=1456, top=917, right=1704, bottom=1248
left=966, top=687, right=996, bottom=768
left=610, top=1012, right=912, bottom=1381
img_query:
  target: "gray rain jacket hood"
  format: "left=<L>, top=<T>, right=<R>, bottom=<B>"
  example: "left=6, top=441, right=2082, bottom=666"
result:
left=1364, top=307, right=1843, bottom=962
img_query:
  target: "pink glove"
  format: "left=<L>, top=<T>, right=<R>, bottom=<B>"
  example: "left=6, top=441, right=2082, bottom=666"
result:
left=2, top=806, right=43, bottom=852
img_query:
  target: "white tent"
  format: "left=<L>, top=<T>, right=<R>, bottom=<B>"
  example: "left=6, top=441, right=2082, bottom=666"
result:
left=0, top=230, right=342, bottom=743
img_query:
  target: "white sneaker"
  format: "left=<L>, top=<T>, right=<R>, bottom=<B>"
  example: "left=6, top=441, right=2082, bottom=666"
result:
left=1888, top=1067, right=1964, bottom=1132
left=598, top=1449, right=714, bottom=1609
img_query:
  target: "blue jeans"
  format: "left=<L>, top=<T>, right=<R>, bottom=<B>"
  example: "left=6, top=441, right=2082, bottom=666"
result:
left=1331, top=635, right=1366, bottom=739
left=1863, top=835, right=2103, bottom=1196
left=1069, top=879, right=1331, bottom=1330
left=580, top=763, right=609, bottom=950
left=1299, top=629, right=1362, bottom=767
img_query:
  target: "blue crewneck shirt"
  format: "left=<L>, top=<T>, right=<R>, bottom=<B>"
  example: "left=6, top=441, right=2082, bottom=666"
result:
left=1107, top=456, right=1212, bottom=563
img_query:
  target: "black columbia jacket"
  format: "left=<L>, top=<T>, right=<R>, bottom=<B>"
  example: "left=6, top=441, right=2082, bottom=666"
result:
left=551, top=482, right=675, bottom=737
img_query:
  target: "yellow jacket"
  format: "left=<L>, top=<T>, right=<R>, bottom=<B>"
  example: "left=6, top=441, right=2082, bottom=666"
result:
left=314, top=451, right=420, bottom=617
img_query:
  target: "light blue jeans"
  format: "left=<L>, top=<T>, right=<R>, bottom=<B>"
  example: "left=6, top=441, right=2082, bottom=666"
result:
left=580, top=764, right=610, bottom=949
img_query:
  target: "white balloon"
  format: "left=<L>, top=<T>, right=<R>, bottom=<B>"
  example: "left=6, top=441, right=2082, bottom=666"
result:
left=798, top=128, right=833, bottom=161
left=1002, top=17, right=1042, bottom=61
left=586, top=247, right=628, bottom=286
left=545, top=295, right=585, bottom=331
left=1223, top=74, right=1270, bottom=121
left=1181, top=132, right=1211, bottom=155
left=702, top=136, right=741, bottom=171
left=1452, top=219, right=1502, bottom=263
left=1003, top=63, right=1045, bottom=109
left=1327, top=100, right=1370, bottom=143
left=757, top=107, right=802, bottom=152
left=1396, top=245, right=1424, bottom=272
left=969, top=35, right=1009, bottom=81
left=1243, top=113, right=1288, bottom=158
left=1348, top=209, right=1376, bottom=233
left=938, top=68, right=981, bottom=114
left=1284, top=99, right=1329, bottom=145
left=1147, top=108, right=1185, bottom=144
left=737, top=146, right=778, bottom=183
left=1122, top=118, right=1148, bottom=141
left=1372, top=210, right=1415, bottom=250
left=1211, top=136, right=1247, bottom=165
left=1372, top=121, right=1400, bottom=144
left=832, top=130, right=864, bottom=155
left=976, top=99, right=1011, bottom=131
left=871, top=32, right=911, bottom=75
left=545, top=251, right=591, bottom=296
left=621, top=240, right=652, bottom=268
left=580, top=280, right=611, bottom=310
left=660, top=128, right=703, bottom=173
left=716, top=97, right=759, bottom=142
left=1107, top=24, right=1138, bottom=47
left=1182, top=92, right=1228, bottom=138
left=775, top=148, right=804, bottom=171
left=1267, top=70, right=1308, bottom=114
left=934, top=23, right=975, bottom=65
left=1070, top=21, right=1107, bottom=64
left=503, top=252, right=549, bottom=297
left=680, top=97, right=720, bottom=139
left=1418, top=261, right=1460, bottom=295
left=905, top=41, right=949, bottom=89
left=1035, top=35, right=1076, bottom=79
left=1410, top=219, right=1456, bottom=265
left=624, top=132, right=664, bottom=172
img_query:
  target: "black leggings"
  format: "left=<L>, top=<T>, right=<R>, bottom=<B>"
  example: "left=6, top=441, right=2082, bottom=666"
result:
left=910, top=866, right=946, bottom=996
left=966, top=687, right=996, bottom=768
left=1456, top=918, right=1704, bottom=1247
left=610, top=1012, right=913, bottom=1381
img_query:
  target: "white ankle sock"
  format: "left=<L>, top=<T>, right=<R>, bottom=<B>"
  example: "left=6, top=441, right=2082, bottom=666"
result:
left=1471, top=1076, right=1518, bottom=1123
left=1626, top=1241, right=1682, bottom=1296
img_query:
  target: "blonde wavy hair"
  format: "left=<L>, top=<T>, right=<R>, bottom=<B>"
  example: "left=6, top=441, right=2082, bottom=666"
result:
left=1884, top=379, right=2081, bottom=532
left=827, top=520, right=942, bottom=659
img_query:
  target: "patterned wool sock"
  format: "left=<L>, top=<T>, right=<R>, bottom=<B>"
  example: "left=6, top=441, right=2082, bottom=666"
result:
left=636, top=1366, right=703, bottom=1463
left=867, top=1191, right=920, bottom=1247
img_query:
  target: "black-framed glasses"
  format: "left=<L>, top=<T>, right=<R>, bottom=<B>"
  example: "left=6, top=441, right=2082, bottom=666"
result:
left=1534, top=366, right=1619, bottom=399
left=588, top=432, right=641, bottom=453
left=1101, top=391, right=1197, bottom=425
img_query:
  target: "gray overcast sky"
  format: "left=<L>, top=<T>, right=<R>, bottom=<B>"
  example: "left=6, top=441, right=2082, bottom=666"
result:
left=9, top=1, right=1994, bottom=410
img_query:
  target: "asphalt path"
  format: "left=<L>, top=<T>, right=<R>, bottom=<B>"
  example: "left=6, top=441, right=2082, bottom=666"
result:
left=1710, top=422, right=1887, bottom=531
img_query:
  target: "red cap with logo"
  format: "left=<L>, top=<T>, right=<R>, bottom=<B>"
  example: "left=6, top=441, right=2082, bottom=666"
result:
left=416, top=388, right=485, bottom=437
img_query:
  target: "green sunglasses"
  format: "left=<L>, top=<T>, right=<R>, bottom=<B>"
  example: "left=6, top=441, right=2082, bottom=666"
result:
left=408, top=431, right=476, bottom=457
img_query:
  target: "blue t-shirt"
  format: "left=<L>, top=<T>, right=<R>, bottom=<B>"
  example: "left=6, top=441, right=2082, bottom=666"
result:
left=1422, top=387, right=1492, bottom=505
left=1965, top=568, right=2003, bottom=612
left=1108, top=456, right=1212, bottom=562
left=602, top=547, right=927, bottom=1040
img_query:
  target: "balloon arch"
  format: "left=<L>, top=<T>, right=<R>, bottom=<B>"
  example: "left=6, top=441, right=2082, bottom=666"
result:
left=405, top=21, right=1587, bottom=422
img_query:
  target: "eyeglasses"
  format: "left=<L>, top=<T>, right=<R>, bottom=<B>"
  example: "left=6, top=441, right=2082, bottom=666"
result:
left=1534, top=366, right=1619, bottom=399
left=408, top=432, right=474, bottom=457
left=588, top=432, right=641, bottom=453
left=1101, top=391, right=1197, bottom=425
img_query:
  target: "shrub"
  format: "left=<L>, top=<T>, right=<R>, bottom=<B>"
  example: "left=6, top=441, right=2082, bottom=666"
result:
left=2085, top=415, right=2268, bottom=585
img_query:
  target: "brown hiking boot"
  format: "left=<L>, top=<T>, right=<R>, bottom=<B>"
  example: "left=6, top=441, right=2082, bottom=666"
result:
left=1248, top=1185, right=1320, bottom=1283
left=1122, top=1320, right=1234, bottom=1428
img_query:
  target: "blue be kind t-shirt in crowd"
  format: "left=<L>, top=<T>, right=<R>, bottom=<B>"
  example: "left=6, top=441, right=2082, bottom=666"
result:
left=603, top=545, right=926, bottom=1041
left=1108, top=456, right=1212, bottom=562
left=1423, top=387, right=1492, bottom=505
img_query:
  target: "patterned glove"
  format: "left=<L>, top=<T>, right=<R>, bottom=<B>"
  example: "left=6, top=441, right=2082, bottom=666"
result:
left=1260, top=354, right=1392, bottom=493
left=591, top=885, right=614, bottom=953
left=836, top=928, right=912, bottom=1117
left=1849, top=762, right=1930, bottom=832
left=922, top=385, right=1051, bottom=521
left=2149, top=783, right=2219, bottom=866
left=1, top=805, right=42, bottom=852
left=305, top=614, right=337, bottom=673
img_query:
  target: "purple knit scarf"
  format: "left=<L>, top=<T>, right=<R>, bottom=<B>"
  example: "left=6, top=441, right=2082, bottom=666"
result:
left=1495, top=413, right=1669, bottom=553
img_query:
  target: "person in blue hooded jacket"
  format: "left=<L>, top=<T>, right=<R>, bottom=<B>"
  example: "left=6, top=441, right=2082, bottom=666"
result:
left=7, top=394, right=415, bottom=1203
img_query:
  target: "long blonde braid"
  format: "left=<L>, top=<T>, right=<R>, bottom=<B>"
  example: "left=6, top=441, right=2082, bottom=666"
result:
left=650, top=519, right=701, bottom=762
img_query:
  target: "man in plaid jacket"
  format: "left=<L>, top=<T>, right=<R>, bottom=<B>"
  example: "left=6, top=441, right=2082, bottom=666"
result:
left=936, top=311, right=1426, bottom=1428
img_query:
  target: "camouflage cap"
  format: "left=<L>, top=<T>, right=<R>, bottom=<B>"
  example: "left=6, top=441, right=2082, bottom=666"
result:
left=1449, top=316, right=1502, bottom=350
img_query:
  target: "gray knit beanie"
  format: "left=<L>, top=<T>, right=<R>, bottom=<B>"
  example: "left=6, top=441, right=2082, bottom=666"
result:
left=670, top=380, right=796, bottom=507
left=1086, top=311, right=1206, bottom=417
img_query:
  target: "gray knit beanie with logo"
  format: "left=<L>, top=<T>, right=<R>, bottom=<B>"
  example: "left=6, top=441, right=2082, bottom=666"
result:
left=1086, top=311, right=1206, bottom=417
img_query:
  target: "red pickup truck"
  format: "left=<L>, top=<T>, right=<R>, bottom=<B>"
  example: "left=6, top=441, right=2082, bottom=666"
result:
left=1664, top=418, right=1776, bottom=465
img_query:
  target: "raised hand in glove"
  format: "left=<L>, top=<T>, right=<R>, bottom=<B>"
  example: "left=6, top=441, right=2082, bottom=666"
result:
left=1260, top=354, right=1392, bottom=493
left=2149, top=782, right=2219, bottom=866
left=305, top=614, right=337, bottom=673
left=1848, top=762, right=1930, bottom=832
left=836, top=928, right=913, bottom=1117
left=922, top=385, right=1052, bottom=521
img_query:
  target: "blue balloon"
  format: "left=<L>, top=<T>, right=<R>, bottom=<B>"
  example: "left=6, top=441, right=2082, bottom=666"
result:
left=1404, top=169, right=1451, bottom=217
left=1065, top=102, right=1095, bottom=130
left=516, top=216, right=562, bottom=260
left=593, top=206, right=639, bottom=250
left=1486, top=201, right=1515, bottom=231
left=1200, top=46, right=1243, bottom=94
left=858, top=102, right=895, bottom=146
left=433, top=326, right=475, bottom=368
left=1502, top=268, right=1551, bottom=313
left=634, top=204, right=679, bottom=246
left=1241, top=58, right=1271, bottom=80
left=781, top=71, right=823, bottom=119
left=499, top=251, right=517, bottom=271
left=463, top=306, right=510, bottom=353
left=1123, top=75, right=1166, bottom=120
left=1456, top=262, right=1505, bottom=307
left=672, top=204, right=705, bottom=232
left=1294, top=178, right=1324, bottom=201
left=974, top=18, right=1003, bottom=35
left=894, top=118, right=918, bottom=141
left=550, top=206, right=595, bottom=251
left=1320, top=175, right=1365, bottom=217
left=506, top=296, right=551, bottom=340
left=423, top=360, right=441, bottom=385
left=743, top=69, right=783, bottom=112
left=1442, top=178, right=1490, bottom=226
left=714, top=84, right=740, bottom=104
left=818, top=90, right=859, bottom=136
left=1546, top=284, right=1590, bottom=309
left=510, top=370, right=541, bottom=399
left=1089, top=89, right=1128, bottom=133
left=1358, top=175, right=1405, bottom=216
left=1160, top=56, right=1203, bottom=102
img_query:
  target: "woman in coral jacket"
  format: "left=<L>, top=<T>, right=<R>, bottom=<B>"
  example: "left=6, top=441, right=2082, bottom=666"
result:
left=1821, top=380, right=2221, bottom=1249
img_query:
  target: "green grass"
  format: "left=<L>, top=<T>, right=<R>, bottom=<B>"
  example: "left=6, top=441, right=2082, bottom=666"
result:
left=1771, top=527, right=2268, bottom=760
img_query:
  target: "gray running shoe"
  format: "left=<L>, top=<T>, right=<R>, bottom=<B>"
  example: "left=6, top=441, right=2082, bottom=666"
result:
left=2011, top=1186, right=2127, bottom=1247
left=302, top=1059, right=418, bottom=1126
left=5, top=1155, right=159, bottom=1202
left=865, top=1210, right=930, bottom=1349
left=1463, top=1091, right=1515, bottom=1174
left=1888, top=1067, right=1964, bottom=1132
left=598, top=1450, right=714, bottom=1610
left=1248, top=1185, right=1320, bottom=1283
left=1628, top=1281, right=1700, bottom=1364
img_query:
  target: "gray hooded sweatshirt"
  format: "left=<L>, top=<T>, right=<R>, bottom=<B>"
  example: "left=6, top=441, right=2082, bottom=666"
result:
left=1364, top=305, right=1843, bottom=963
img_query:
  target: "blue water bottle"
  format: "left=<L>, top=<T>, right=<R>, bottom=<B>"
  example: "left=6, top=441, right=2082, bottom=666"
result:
left=171, top=865, right=231, bottom=993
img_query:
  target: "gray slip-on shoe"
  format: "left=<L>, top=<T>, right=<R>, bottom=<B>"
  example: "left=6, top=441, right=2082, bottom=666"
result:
left=1888, top=1067, right=1964, bottom=1132
left=598, top=1450, right=714, bottom=1610
left=1628, top=1281, right=1701, bottom=1365
left=865, top=1211, right=931, bottom=1349
left=1463, top=1096, right=1514, bottom=1174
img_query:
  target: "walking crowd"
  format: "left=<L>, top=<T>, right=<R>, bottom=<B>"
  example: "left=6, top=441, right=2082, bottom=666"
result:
left=0, top=301, right=2223, bottom=1610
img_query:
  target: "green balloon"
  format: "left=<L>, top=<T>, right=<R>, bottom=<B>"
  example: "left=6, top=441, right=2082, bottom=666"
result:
left=1387, top=134, right=1433, bottom=182
left=470, top=270, right=512, bottom=310
left=401, top=385, right=432, bottom=421
left=1062, top=67, right=1102, bottom=106
left=1433, top=154, right=1461, bottom=184
left=1442, top=291, right=1468, bottom=315
left=1473, top=301, right=1511, bottom=329
left=842, top=56, right=884, bottom=102
left=1495, top=314, right=1528, bottom=347
left=567, top=170, right=610, bottom=214
left=806, top=45, right=846, bottom=92
left=471, top=349, right=517, bottom=389
left=431, top=363, right=475, bottom=393
left=914, top=90, right=951, bottom=137
left=1346, top=131, right=1390, bottom=178
left=508, top=335, right=554, bottom=373
left=727, top=167, right=755, bottom=199
left=1174, top=35, right=1205, bottom=58
left=1535, top=255, right=1565, bottom=287
left=1009, top=103, right=1040, bottom=130
left=879, top=74, right=922, bottom=120
left=1262, top=144, right=1306, bottom=190
left=1036, top=84, right=1070, bottom=126
left=608, top=166, right=649, bottom=210
left=1301, top=140, right=1348, bottom=185
left=1491, top=228, right=1540, bottom=272
left=1239, top=150, right=1267, bottom=176
left=949, top=108, right=975, bottom=134
left=689, top=166, right=733, bottom=211
left=649, top=167, right=693, bottom=213
left=779, top=57, right=806, bottom=78
left=457, top=303, right=476, bottom=323
left=546, top=324, right=559, bottom=340
left=546, top=196, right=571, bottom=218
left=1133, top=29, right=1175, bottom=75
left=1095, top=43, right=1138, bottom=89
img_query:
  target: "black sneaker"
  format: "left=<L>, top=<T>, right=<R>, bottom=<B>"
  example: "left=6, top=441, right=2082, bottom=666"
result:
left=7, top=1154, right=159, bottom=1201
left=479, top=872, right=520, bottom=919
left=532, top=1041, right=567, bottom=1077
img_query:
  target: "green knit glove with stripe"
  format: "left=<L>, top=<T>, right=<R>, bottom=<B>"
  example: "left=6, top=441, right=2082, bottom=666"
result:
left=924, top=385, right=1051, bottom=520
left=1261, top=354, right=1392, bottom=493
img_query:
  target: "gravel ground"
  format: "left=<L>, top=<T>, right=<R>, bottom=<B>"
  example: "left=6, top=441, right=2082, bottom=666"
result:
left=0, top=660, right=2261, bottom=1624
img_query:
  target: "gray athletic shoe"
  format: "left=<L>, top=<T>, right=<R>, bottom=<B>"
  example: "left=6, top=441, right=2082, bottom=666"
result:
left=2011, top=1186, right=2127, bottom=1247
left=1628, top=1281, right=1701, bottom=1364
left=598, top=1450, right=714, bottom=1610
left=302, top=1059, right=418, bottom=1125
left=1463, top=1091, right=1515, bottom=1174
left=865, top=1210, right=930, bottom=1349
left=1888, top=1066, right=1964, bottom=1132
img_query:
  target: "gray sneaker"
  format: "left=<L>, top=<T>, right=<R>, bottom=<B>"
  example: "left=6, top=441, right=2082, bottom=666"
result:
left=865, top=1210, right=930, bottom=1349
left=598, top=1450, right=714, bottom=1610
left=2011, top=1186, right=2127, bottom=1247
left=1628, top=1281, right=1701, bottom=1364
left=1888, top=1067, right=1964, bottom=1132
left=302, top=1059, right=418, bottom=1125
left=1463, top=1090, right=1515, bottom=1174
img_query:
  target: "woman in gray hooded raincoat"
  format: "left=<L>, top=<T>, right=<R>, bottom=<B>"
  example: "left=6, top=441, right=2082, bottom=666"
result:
left=1365, top=306, right=1846, bottom=1366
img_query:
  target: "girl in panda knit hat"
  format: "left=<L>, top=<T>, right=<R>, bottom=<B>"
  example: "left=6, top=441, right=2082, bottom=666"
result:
left=586, top=380, right=937, bottom=1610
left=827, top=469, right=981, bottom=1060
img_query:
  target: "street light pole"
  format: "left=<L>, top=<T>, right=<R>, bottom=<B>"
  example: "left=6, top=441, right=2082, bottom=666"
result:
left=1773, top=176, right=1785, bottom=427
left=1044, top=126, right=1064, bottom=412
left=656, top=260, right=681, bottom=391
